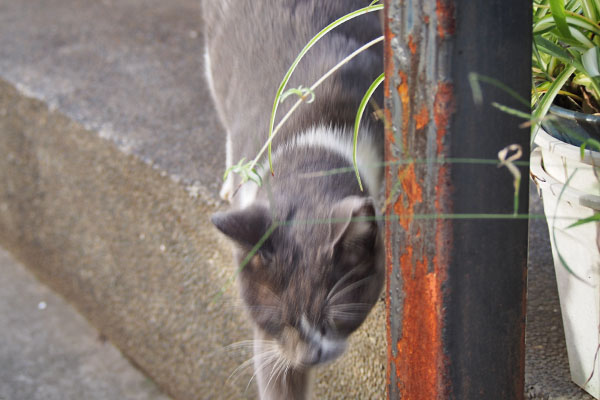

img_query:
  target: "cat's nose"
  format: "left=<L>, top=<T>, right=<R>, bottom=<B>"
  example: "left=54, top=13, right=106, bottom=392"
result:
left=302, top=345, right=323, bottom=366
left=302, top=338, right=346, bottom=366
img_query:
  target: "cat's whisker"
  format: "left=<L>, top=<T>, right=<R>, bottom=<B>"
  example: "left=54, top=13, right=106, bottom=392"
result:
left=273, top=356, right=289, bottom=388
left=283, top=359, right=292, bottom=384
left=245, top=356, right=270, bottom=394
left=245, top=344, right=280, bottom=393
left=227, top=356, right=257, bottom=384
left=224, top=339, right=276, bottom=350
left=228, top=348, right=279, bottom=384
left=328, top=302, right=371, bottom=312
left=244, top=349, right=278, bottom=393
left=245, top=355, right=273, bottom=394
left=326, top=300, right=374, bottom=321
left=264, top=355, right=286, bottom=395
left=326, top=266, right=361, bottom=302
left=328, top=276, right=371, bottom=304
left=257, top=357, right=279, bottom=395
left=327, top=310, right=363, bottom=321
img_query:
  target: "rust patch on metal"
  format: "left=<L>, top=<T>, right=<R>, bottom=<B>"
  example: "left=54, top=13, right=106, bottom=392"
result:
left=436, top=0, right=456, bottom=38
left=392, top=163, right=422, bottom=231
left=396, top=71, right=410, bottom=150
left=433, top=82, right=455, bottom=155
left=408, top=35, right=417, bottom=55
left=391, top=250, right=444, bottom=399
left=415, top=106, right=429, bottom=130
left=385, top=0, right=456, bottom=398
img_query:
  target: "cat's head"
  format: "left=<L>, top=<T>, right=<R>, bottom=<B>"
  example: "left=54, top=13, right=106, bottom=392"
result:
left=212, top=195, right=384, bottom=368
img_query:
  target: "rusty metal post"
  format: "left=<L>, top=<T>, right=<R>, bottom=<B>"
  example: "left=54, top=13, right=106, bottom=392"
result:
left=384, top=0, right=530, bottom=399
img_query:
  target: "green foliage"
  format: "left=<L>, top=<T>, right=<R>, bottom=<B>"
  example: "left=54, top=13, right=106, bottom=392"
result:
left=223, top=158, right=262, bottom=186
left=532, top=0, right=600, bottom=134
left=280, top=86, right=315, bottom=104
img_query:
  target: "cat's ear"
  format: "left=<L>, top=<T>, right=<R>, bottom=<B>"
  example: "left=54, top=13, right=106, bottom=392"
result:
left=328, top=196, right=378, bottom=253
left=211, top=203, right=273, bottom=250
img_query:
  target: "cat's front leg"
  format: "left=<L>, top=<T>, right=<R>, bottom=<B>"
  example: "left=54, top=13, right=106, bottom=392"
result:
left=253, top=328, right=313, bottom=400
left=219, top=132, right=234, bottom=202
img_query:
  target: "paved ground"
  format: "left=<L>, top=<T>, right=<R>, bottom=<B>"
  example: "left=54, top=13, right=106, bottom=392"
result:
left=0, top=247, right=170, bottom=400
left=0, top=186, right=592, bottom=400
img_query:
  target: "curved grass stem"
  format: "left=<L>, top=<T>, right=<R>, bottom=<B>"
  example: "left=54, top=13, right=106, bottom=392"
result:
left=264, top=2, right=384, bottom=175
left=245, top=35, right=384, bottom=179
left=353, top=72, right=385, bottom=191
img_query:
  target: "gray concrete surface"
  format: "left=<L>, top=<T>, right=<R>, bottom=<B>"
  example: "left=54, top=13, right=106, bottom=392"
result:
left=0, top=0, right=386, bottom=399
left=0, top=246, right=171, bottom=400
left=0, top=0, right=593, bottom=398
left=0, top=0, right=223, bottom=194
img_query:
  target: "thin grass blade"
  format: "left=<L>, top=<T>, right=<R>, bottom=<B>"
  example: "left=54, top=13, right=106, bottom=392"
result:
left=353, top=72, right=385, bottom=191
left=266, top=2, right=384, bottom=174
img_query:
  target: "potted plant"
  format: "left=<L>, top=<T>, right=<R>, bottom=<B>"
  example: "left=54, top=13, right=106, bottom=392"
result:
left=531, top=0, right=600, bottom=397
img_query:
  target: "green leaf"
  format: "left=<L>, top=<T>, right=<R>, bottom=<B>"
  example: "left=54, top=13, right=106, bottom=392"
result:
left=353, top=72, right=385, bottom=191
left=534, top=14, right=600, bottom=37
left=469, top=72, right=530, bottom=107
left=491, top=102, right=533, bottom=119
left=534, top=35, right=584, bottom=71
left=580, top=138, right=600, bottom=156
left=550, top=0, right=573, bottom=38
left=581, top=0, right=599, bottom=21
left=582, top=47, right=600, bottom=77
left=280, top=86, right=316, bottom=104
left=534, top=0, right=551, bottom=19
left=224, top=157, right=263, bottom=186
left=531, top=64, right=577, bottom=142
left=567, top=212, right=600, bottom=228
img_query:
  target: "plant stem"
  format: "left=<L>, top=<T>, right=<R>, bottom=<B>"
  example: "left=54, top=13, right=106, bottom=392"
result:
left=247, top=35, right=384, bottom=176
left=266, top=2, right=384, bottom=174
left=353, top=72, right=385, bottom=191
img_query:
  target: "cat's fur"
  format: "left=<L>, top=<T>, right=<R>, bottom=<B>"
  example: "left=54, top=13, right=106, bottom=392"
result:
left=203, top=1, right=384, bottom=398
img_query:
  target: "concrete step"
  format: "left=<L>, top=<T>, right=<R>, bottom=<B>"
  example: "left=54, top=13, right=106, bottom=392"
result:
left=0, top=246, right=171, bottom=400
left=0, top=0, right=593, bottom=398
left=0, top=0, right=385, bottom=399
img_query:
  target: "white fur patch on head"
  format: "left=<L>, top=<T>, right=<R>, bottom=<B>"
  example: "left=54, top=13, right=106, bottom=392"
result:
left=230, top=124, right=380, bottom=209
left=274, top=124, right=381, bottom=195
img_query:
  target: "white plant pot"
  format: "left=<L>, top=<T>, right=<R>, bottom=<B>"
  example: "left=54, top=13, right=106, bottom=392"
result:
left=531, top=129, right=600, bottom=398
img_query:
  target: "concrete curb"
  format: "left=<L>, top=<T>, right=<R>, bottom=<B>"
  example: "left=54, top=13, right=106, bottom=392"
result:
left=0, top=0, right=386, bottom=398
left=0, top=246, right=171, bottom=400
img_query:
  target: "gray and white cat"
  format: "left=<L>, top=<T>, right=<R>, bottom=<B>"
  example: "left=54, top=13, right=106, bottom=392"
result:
left=203, top=1, right=384, bottom=398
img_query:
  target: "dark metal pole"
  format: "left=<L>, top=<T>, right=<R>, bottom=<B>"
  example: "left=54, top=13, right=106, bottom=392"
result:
left=383, top=1, right=530, bottom=399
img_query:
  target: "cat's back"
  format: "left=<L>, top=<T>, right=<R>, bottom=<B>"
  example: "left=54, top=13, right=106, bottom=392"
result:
left=202, top=0, right=381, bottom=119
